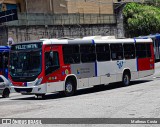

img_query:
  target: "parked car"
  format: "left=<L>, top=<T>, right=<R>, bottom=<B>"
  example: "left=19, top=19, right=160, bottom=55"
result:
left=0, top=75, right=10, bottom=98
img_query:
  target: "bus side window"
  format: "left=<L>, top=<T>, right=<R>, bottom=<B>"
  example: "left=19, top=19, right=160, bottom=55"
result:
left=123, top=44, right=135, bottom=59
left=96, top=44, right=110, bottom=61
left=63, top=45, right=80, bottom=64
left=146, top=43, right=151, bottom=57
left=45, top=51, right=60, bottom=75
left=110, top=44, right=123, bottom=60
left=80, top=44, right=96, bottom=63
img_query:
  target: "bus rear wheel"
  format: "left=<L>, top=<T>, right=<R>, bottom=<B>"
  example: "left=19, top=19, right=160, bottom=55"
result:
left=122, top=72, right=130, bottom=86
left=64, top=80, right=76, bottom=96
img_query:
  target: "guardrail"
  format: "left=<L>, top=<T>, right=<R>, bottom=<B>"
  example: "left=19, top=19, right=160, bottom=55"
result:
left=5, top=13, right=116, bottom=26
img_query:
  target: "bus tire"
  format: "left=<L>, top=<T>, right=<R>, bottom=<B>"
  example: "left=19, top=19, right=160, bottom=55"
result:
left=122, top=72, right=130, bottom=86
left=2, top=88, right=10, bottom=98
left=64, top=80, right=76, bottom=96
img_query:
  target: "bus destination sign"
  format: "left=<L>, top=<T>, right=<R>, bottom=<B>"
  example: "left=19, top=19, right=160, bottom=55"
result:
left=11, top=43, right=42, bottom=50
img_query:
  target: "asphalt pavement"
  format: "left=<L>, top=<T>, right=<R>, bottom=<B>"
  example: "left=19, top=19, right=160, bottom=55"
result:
left=1, top=63, right=160, bottom=127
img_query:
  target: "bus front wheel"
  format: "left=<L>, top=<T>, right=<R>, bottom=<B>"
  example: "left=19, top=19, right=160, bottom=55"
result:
left=64, top=80, right=76, bottom=96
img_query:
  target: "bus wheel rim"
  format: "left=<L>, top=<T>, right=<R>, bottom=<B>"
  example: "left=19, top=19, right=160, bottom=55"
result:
left=66, top=83, right=73, bottom=93
left=124, top=75, right=129, bottom=85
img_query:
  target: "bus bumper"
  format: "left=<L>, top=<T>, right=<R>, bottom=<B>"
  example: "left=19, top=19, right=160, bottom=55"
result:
left=10, top=84, right=47, bottom=94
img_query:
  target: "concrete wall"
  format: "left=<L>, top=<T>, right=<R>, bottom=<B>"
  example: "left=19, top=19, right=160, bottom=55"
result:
left=7, top=24, right=124, bottom=43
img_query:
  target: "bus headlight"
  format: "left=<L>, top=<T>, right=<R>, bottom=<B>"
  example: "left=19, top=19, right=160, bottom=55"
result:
left=35, top=78, right=43, bottom=86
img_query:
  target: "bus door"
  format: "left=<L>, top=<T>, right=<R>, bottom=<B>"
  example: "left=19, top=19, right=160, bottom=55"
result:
left=44, top=45, right=66, bottom=92
left=96, top=44, right=116, bottom=84
left=110, top=43, right=124, bottom=82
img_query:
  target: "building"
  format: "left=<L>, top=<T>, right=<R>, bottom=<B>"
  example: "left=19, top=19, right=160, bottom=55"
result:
left=0, top=0, right=144, bottom=45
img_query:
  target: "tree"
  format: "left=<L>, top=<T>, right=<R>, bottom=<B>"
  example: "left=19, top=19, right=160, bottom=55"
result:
left=123, top=3, right=160, bottom=37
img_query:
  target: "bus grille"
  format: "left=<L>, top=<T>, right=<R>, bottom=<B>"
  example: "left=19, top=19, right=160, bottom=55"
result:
left=14, top=88, right=32, bottom=93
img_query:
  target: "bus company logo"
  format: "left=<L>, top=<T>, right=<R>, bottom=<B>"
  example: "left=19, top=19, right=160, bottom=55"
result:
left=77, top=69, right=80, bottom=75
left=65, top=69, right=69, bottom=75
left=117, top=61, right=124, bottom=69
left=62, top=69, right=69, bottom=75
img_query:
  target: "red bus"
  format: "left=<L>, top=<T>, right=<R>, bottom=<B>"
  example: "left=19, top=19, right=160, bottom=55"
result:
left=9, top=37, right=154, bottom=98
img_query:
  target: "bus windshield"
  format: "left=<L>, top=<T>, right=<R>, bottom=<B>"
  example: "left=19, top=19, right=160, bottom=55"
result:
left=10, top=50, right=42, bottom=77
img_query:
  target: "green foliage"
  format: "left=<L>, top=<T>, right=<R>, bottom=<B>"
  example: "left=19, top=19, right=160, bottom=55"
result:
left=123, top=3, right=160, bottom=37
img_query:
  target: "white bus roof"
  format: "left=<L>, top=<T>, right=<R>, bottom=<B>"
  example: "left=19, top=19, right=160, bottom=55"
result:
left=42, top=38, right=152, bottom=45
left=83, top=36, right=116, bottom=40
left=12, top=37, right=152, bottom=45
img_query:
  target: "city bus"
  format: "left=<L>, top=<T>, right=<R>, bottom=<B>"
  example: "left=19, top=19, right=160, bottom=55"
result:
left=9, top=37, right=154, bottom=98
left=0, top=46, right=10, bottom=78
left=137, top=34, right=160, bottom=62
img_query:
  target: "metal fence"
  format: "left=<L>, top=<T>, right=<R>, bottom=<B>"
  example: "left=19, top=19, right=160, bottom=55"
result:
left=5, top=13, right=116, bottom=26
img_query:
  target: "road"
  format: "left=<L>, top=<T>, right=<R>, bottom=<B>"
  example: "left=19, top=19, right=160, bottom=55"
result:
left=1, top=63, right=160, bottom=126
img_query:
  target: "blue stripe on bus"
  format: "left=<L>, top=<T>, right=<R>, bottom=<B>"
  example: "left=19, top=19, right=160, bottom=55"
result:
left=0, top=46, right=10, bottom=49
left=0, top=49, right=10, bottom=52
left=5, top=69, right=8, bottom=79
left=133, top=38, right=136, bottom=43
left=0, top=46, right=10, bottom=52
left=92, top=39, right=95, bottom=44
left=95, top=62, right=97, bottom=77
left=136, top=57, right=138, bottom=71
